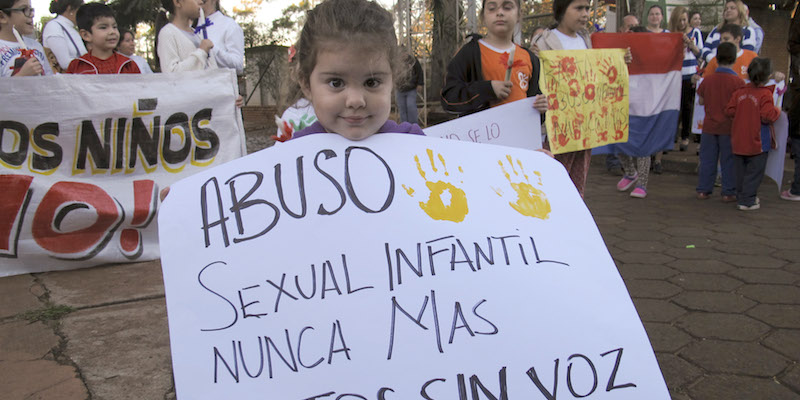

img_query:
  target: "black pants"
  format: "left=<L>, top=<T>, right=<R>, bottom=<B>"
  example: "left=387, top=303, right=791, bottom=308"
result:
left=679, top=79, right=695, bottom=141
left=734, top=152, right=768, bottom=206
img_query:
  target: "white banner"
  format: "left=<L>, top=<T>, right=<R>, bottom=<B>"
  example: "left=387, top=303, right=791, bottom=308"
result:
left=424, top=97, right=542, bottom=150
left=159, top=134, right=669, bottom=399
left=766, top=113, right=789, bottom=194
left=0, top=70, right=245, bottom=276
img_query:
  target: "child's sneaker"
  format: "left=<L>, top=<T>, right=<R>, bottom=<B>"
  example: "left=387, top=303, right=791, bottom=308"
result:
left=617, top=174, right=638, bottom=191
left=737, top=197, right=760, bottom=211
left=780, top=190, right=800, bottom=201
left=630, top=187, right=647, bottom=198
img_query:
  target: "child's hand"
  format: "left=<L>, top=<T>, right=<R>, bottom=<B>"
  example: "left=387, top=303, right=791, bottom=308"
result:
left=199, top=39, right=214, bottom=54
left=16, top=57, right=43, bottom=76
left=624, top=47, right=633, bottom=64
left=532, top=94, right=548, bottom=113
left=771, top=71, right=786, bottom=82
left=235, top=95, right=244, bottom=108
left=491, top=80, right=512, bottom=100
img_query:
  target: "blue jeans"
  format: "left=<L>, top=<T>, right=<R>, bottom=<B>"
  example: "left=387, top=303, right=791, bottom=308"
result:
left=396, top=90, right=418, bottom=124
left=697, top=134, right=735, bottom=195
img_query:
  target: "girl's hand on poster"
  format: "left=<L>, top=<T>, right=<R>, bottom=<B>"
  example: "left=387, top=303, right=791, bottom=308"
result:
left=532, top=94, right=548, bottom=113
left=491, top=80, right=512, bottom=99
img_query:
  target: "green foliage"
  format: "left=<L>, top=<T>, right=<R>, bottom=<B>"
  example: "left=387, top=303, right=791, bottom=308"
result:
left=109, top=0, right=160, bottom=31
left=265, top=0, right=312, bottom=45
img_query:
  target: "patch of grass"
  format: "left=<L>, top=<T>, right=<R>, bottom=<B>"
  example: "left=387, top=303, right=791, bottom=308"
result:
left=18, top=304, right=75, bottom=322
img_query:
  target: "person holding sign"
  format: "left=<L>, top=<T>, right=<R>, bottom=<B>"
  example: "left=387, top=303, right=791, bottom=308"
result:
left=440, top=0, right=548, bottom=118
left=65, top=3, right=141, bottom=74
left=0, top=0, right=52, bottom=76
left=532, top=0, right=594, bottom=196
left=286, top=0, right=424, bottom=140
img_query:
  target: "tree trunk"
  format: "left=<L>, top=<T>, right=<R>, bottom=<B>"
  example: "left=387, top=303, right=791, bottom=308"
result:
left=628, top=0, right=647, bottom=24
left=429, top=0, right=460, bottom=101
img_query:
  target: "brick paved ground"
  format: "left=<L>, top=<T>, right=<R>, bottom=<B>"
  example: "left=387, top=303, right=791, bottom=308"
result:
left=1, top=148, right=798, bottom=399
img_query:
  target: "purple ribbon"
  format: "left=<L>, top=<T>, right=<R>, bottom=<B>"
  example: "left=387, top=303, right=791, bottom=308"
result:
left=194, top=18, right=213, bottom=39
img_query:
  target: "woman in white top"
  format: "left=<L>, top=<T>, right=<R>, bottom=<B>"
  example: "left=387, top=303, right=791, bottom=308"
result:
left=41, top=0, right=85, bottom=70
left=118, top=29, right=153, bottom=73
left=199, top=0, right=244, bottom=75
left=670, top=6, right=703, bottom=151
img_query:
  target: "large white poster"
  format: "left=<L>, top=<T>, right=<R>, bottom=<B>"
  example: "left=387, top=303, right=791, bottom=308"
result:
left=159, top=134, right=669, bottom=399
left=0, top=70, right=245, bottom=276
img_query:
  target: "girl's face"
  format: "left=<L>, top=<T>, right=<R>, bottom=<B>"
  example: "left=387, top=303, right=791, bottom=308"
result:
left=690, top=13, right=701, bottom=28
left=678, top=12, right=688, bottom=31
left=482, top=0, right=519, bottom=38
left=302, top=44, right=393, bottom=141
left=647, top=7, right=663, bottom=28
left=176, top=0, right=201, bottom=19
left=119, top=32, right=135, bottom=56
left=1, top=0, right=35, bottom=36
left=723, top=1, right=739, bottom=23
left=559, top=0, right=590, bottom=35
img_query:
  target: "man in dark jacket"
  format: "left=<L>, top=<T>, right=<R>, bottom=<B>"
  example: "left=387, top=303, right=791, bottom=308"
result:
left=784, top=2, right=800, bottom=200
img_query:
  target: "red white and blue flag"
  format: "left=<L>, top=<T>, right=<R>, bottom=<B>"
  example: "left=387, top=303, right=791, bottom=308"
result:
left=592, top=33, right=684, bottom=157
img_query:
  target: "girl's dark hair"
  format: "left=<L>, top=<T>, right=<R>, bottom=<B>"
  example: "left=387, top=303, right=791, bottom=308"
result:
left=49, top=0, right=83, bottom=15
left=747, top=57, right=771, bottom=86
left=295, top=0, right=403, bottom=87
left=688, top=10, right=701, bottom=21
left=552, top=0, right=576, bottom=23
left=154, top=0, right=175, bottom=69
left=647, top=4, right=664, bottom=28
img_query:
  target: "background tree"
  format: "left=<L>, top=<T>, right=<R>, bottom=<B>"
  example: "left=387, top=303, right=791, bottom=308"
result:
left=233, top=0, right=270, bottom=47
left=266, top=0, right=312, bottom=45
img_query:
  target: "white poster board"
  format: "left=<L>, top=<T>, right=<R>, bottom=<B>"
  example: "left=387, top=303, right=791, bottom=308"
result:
left=424, top=97, right=542, bottom=150
left=158, top=134, right=669, bottom=399
left=765, top=113, right=789, bottom=194
left=0, top=70, right=245, bottom=276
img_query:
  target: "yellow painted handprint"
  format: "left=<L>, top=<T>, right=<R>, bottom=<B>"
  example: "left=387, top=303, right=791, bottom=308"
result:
left=494, top=155, right=551, bottom=220
left=403, top=149, right=469, bottom=222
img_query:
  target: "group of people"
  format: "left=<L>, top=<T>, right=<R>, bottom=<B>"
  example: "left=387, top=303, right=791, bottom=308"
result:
left=0, top=0, right=243, bottom=77
left=2, top=0, right=798, bottom=208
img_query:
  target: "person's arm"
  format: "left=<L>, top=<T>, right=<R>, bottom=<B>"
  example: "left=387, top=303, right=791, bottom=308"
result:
left=724, top=90, right=738, bottom=117
left=158, top=28, right=211, bottom=72
left=210, top=20, right=244, bottom=74
left=440, top=41, right=497, bottom=114
left=759, top=93, right=780, bottom=123
left=699, top=27, right=718, bottom=64
left=740, top=26, right=757, bottom=52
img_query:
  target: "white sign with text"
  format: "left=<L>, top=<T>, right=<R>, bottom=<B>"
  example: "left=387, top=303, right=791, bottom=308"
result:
left=424, top=97, right=543, bottom=150
left=158, top=134, right=668, bottom=399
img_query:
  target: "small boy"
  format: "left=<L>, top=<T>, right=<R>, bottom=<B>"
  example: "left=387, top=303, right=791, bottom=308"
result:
left=725, top=58, right=781, bottom=210
left=66, top=2, right=140, bottom=74
left=701, top=24, right=756, bottom=81
left=696, top=42, right=745, bottom=202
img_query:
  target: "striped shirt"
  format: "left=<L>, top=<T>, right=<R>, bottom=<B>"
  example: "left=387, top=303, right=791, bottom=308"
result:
left=700, top=25, right=757, bottom=63
left=682, top=28, right=704, bottom=78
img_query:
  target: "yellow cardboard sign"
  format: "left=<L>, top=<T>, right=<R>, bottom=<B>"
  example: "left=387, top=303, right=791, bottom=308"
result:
left=539, top=49, right=629, bottom=154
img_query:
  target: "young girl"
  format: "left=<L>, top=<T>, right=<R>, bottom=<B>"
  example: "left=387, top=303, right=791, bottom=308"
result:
left=531, top=0, right=594, bottom=196
left=155, top=0, right=217, bottom=72
left=0, top=0, right=53, bottom=77
left=441, top=0, right=546, bottom=117
left=725, top=58, right=780, bottom=210
left=670, top=6, right=703, bottom=152
left=290, top=0, right=423, bottom=140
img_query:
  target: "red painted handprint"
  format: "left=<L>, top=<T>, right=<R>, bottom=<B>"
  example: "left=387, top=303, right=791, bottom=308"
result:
left=584, top=84, right=595, bottom=100
left=550, top=56, right=577, bottom=76
left=598, top=57, right=618, bottom=84
left=568, top=79, right=581, bottom=97
left=547, top=93, right=559, bottom=110
left=613, top=119, right=628, bottom=140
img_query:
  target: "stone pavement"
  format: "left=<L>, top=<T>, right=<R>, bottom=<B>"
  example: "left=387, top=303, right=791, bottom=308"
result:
left=1, top=145, right=798, bottom=399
